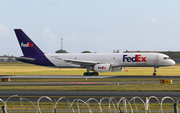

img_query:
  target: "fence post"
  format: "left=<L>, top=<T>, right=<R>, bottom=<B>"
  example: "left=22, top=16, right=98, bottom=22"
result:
left=2, top=106, right=7, bottom=113
left=174, top=103, right=177, bottom=113
left=54, top=108, right=57, bottom=113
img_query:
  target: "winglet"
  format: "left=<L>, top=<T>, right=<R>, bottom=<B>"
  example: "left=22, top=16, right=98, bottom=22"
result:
left=14, top=29, right=44, bottom=57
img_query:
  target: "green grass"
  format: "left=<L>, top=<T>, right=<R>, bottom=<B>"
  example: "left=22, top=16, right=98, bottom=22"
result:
left=1, top=83, right=180, bottom=91
left=0, top=62, right=180, bottom=91
left=0, top=62, right=180, bottom=75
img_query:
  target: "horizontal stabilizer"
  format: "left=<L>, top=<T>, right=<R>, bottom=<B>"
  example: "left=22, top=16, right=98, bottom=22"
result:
left=14, top=56, right=35, bottom=61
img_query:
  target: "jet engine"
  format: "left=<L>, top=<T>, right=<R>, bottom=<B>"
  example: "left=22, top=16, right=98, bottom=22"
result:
left=94, top=63, right=111, bottom=72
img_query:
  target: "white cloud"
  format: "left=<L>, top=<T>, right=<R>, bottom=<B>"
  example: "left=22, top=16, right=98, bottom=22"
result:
left=41, top=28, right=57, bottom=47
left=69, top=33, right=78, bottom=40
left=42, top=28, right=55, bottom=40
left=151, top=18, right=157, bottom=24
left=139, top=18, right=158, bottom=27
left=0, top=23, right=9, bottom=36
left=152, top=40, right=158, bottom=45
left=93, top=35, right=104, bottom=41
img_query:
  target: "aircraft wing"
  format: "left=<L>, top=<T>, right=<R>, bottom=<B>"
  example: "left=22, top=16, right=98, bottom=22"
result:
left=14, top=56, right=35, bottom=61
left=57, top=58, right=98, bottom=66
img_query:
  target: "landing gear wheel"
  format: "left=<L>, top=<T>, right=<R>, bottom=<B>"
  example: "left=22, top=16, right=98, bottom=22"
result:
left=153, top=73, right=156, bottom=76
left=83, top=72, right=99, bottom=76
left=84, top=72, right=87, bottom=76
left=94, top=72, right=99, bottom=76
left=90, top=72, right=94, bottom=76
left=153, top=67, right=157, bottom=76
left=87, top=72, right=91, bottom=76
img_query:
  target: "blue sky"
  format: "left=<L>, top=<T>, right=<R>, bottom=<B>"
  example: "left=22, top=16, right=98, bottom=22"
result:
left=0, top=0, right=180, bottom=56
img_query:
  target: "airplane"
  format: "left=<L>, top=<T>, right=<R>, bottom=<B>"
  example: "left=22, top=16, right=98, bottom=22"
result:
left=14, top=29, right=175, bottom=76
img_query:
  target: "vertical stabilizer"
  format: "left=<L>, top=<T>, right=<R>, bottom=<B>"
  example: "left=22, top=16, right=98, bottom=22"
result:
left=14, top=29, right=44, bottom=57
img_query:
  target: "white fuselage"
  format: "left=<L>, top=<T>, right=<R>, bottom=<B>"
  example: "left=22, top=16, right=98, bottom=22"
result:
left=45, top=53, right=175, bottom=68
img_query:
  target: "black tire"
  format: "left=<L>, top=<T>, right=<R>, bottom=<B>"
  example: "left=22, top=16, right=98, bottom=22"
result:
left=94, top=72, right=99, bottom=76
left=153, top=73, right=156, bottom=76
left=84, top=72, right=87, bottom=76
left=90, top=72, right=94, bottom=76
left=87, top=72, right=91, bottom=76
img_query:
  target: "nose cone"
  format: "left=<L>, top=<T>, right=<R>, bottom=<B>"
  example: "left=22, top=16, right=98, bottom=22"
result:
left=170, top=60, right=176, bottom=66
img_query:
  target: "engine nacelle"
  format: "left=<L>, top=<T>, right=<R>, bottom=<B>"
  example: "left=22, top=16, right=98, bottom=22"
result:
left=111, top=67, right=123, bottom=72
left=94, top=63, right=111, bottom=72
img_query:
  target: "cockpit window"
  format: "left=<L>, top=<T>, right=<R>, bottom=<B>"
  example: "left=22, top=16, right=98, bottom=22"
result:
left=164, top=57, right=171, bottom=60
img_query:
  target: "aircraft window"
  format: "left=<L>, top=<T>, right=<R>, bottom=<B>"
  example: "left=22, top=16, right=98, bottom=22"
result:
left=164, top=57, right=171, bottom=60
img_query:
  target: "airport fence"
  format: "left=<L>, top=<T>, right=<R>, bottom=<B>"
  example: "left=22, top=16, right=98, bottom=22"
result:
left=0, top=95, right=179, bottom=113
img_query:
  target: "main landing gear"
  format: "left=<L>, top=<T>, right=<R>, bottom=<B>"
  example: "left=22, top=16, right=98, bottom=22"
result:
left=153, top=67, right=157, bottom=76
left=83, top=72, right=99, bottom=76
left=84, top=67, right=99, bottom=76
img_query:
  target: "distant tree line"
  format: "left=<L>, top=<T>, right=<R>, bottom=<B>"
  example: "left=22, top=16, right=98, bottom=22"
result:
left=81, top=51, right=91, bottom=53
left=113, top=49, right=120, bottom=53
left=55, top=50, right=93, bottom=53
left=56, top=49, right=122, bottom=53
left=55, top=50, right=68, bottom=53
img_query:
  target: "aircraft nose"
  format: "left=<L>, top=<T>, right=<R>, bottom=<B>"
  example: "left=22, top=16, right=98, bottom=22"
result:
left=170, top=60, right=176, bottom=66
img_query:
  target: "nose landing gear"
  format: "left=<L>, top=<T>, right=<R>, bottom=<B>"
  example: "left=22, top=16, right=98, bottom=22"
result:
left=153, top=72, right=156, bottom=76
left=153, top=67, right=157, bottom=76
left=84, top=66, right=99, bottom=76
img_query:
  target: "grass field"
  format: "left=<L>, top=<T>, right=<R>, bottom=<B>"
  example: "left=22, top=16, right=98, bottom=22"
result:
left=0, top=62, right=180, bottom=91
left=0, top=62, right=179, bottom=112
left=0, top=62, right=180, bottom=75
left=1, top=83, right=180, bottom=91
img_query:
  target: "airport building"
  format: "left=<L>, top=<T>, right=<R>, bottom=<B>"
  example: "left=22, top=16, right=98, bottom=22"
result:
left=0, top=56, right=8, bottom=62
left=0, top=56, right=17, bottom=62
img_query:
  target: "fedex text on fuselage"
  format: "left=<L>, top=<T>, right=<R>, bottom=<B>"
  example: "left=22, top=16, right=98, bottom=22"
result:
left=123, top=55, right=147, bottom=62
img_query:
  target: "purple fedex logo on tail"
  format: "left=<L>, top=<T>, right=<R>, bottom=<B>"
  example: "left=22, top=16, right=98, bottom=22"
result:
left=21, top=42, right=34, bottom=47
left=123, top=55, right=147, bottom=62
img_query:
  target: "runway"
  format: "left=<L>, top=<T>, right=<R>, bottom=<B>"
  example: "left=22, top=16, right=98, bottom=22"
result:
left=0, top=75, right=180, bottom=86
left=1, top=80, right=180, bottom=86
left=0, top=90, right=180, bottom=97
left=0, top=75, right=180, bottom=102
left=0, top=82, right=110, bottom=86
left=0, top=75, right=180, bottom=79
left=0, top=75, right=108, bottom=79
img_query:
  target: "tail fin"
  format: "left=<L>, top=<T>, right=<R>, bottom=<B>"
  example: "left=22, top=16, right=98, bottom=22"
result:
left=14, top=29, right=44, bottom=57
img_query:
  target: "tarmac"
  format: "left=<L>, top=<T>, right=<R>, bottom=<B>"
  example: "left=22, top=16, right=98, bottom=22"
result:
left=0, top=75, right=180, bottom=102
left=0, top=75, right=180, bottom=79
